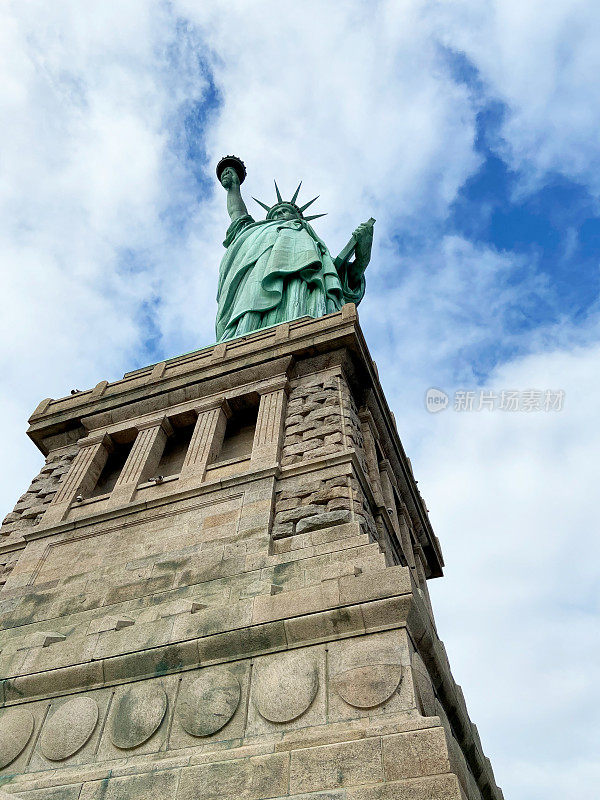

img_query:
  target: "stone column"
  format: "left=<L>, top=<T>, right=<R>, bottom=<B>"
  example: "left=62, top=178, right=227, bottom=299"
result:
left=41, top=433, right=112, bottom=526
left=359, top=410, right=385, bottom=507
left=251, top=379, right=288, bottom=467
left=396, top=502, right=417, bottom=572
left=380, top=460, right=416, bottom=570
left=414, top=542, right=434, bottom=617
left=109, top=417, right=172, bottom=506
left=179, top=400, right=230, bottom=484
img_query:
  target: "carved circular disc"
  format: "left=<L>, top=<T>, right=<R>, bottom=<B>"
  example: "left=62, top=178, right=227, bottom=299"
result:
left=110, top=684, right=167, bottom=749
left=40, top=696, right=99, bottom=761
left=254, top=652, right=318, bottom=723
left=333, top=664, right=402, bottom=708
left=0, top=708, right=34, bottom=769
left=177, top=669, right=241, bottom=737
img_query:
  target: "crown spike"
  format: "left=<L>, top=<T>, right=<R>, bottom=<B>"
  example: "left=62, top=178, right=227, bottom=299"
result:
left=299, top=195, right=319, bottom=212
left=274, top=180, right=283, bottom=203
left=291, top=181, right=302, bottom=205
left=252, top=197, right=271, bottom=212
left=304, top=213, right=327, bottom=221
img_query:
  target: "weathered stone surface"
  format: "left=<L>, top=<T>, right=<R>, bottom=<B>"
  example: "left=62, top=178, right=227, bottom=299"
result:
left=80, top=770, right=178, bottom=800
left=289, top=737, right=384, bottom=793
left=109, top=682, right=167, bottom=749
left=252, top=579, right=340, bottom=624
left=339, top=566, right=411, bottom=605
left=284, top=605, right=365, bottom=646
left=102, top=640, right=198, bottom=684
left=382, top=727, right=451, bottom=780
left=0, top=446, right=77, bottom=547
left=346, top=774, right=464, bottom=800
left=13, top=785, right=83, bottom=800
left=177, top=666, right=240, bottom=736
left=176, top=752, right=289, bottom=800
left=412, top=651, right=437, bottom=717
left=0, top=707, right=34, bottom=768
left=296, top=510, right=351, bottom=534
left=279, top=376, right=348, bottom=469
left=87, top=615, right=134, bottom=635
left=4, top=661, right=104, bottom=703
left=332, top=664, right=402, bottom=708
left=254, top=650, right=319, bottom=722
left=360, top=595, right=412, bottom=633
left=196, top=620, right=287, bottom=664
left=20, top=630, right=66, bottom=649
left=39, top=696, right=99, bottom=761
left=274, top=467, right=375, bottom=542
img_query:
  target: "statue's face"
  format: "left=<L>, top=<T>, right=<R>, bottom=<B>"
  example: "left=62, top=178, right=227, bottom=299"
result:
left=271, top=204, right=298, bottom=221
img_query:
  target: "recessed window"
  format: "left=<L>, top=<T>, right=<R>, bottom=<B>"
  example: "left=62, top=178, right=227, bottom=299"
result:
left=90, top=441, right=133, bottom=497
left=156, top=422, right=195, bottom=477
left=213, top=404, right=258, bottom=464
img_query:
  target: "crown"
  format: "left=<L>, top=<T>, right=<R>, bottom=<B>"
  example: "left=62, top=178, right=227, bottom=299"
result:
left=253, top=181, right=326, bottom=222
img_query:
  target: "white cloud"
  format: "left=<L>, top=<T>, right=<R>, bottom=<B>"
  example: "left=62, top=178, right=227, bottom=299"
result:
left=416, top=337, right=600, bottom=800
left=430, top=0, right=600, bottom=196
left=0, top=0, right=214, bottom=498
left=173, top=0, right=481, bottom=242
left=359, top=234, right=555, bottom=454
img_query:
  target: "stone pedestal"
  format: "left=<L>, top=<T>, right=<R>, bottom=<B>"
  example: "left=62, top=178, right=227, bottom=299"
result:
left=0, top=308, right=503, bottom=800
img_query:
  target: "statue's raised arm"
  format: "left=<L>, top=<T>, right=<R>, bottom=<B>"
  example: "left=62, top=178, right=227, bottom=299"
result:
left=217, top=156, right=249, bottom=222
left=214, top=156, right=375, bottom=343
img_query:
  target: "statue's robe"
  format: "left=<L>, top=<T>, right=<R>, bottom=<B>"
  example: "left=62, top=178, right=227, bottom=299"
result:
left=216, top=215, right=365, bottom=342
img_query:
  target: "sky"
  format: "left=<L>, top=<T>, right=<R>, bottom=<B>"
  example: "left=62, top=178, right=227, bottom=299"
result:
left=1, top=1, right=599, bottom=797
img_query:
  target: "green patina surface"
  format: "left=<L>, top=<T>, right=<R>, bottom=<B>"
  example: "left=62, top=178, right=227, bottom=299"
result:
left=215, top=157, right=374, bottom=342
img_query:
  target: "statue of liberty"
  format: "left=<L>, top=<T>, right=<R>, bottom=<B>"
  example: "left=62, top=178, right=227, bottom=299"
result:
left=215, top=156, right=375, bottom=342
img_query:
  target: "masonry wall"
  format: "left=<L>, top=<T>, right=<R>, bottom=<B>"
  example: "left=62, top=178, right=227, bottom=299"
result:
left=0, top=312, right=502, bottom=800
